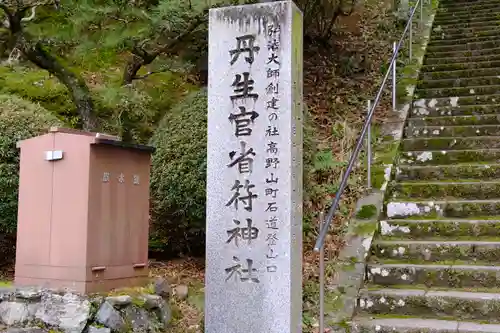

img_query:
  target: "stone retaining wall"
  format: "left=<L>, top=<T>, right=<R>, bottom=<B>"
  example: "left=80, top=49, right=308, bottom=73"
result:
left=0, top=286, right=171, bottom=333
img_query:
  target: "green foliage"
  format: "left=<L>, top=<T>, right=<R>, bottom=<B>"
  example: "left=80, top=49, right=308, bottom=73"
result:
left=0, top=94, right=62, bottom=235
left=149, top=89, right=207, bottom=256
left=355, top=204, right=378, bottom=219
left=95, top=85, right=154, bottom=142
left=0, top=66, right=76, bottom=123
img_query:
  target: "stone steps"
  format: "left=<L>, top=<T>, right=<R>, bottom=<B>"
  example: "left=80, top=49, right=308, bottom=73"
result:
left=422, top=68, right=500, bottom=81
left=389, top=181, right=500, bottom=200
left=396, top=164, right=500, bottom=182
left=371, top=240, right=500, bottom=263
left=435, top=25, right=500, bottom=37
left=440, top=0, right=500, bottom=6
left=433, top=15, right=500, bottom=26
left=404, top=125, right=500, bottom=137
left=408, top=115, right=500, bottom=127
left=425, top=46, right=500, bottom=59
left=422, top=60, right=500, bottom=72
left=429, top=35, right=500, bottom=48
left=401, top=136, right=500, bottom=151
left=356, top=289, right=500, bottom=323
left=439, top=3, right=500, bottom=13
left=409, top=104, right=500, bottom=117
left=417, top=85, right=500, bottom=99
left=418, top=75, right=500, bottom=89
left=412, top=96, right=500, bottom=109
left=432, top=20, right=500, bottom=31
left=379, top=219, right=500, bottom=240
left=398, top=149, right=500, bottom=166
left=367, top=263, right=500, bottom=288
left=436, top=7, right=500, bottom=19
left=425, top=54, right=500, bottom=66
left=427, top=40, right=500, bottom=54
left=431, top=24, right=500, bottom=36
left=351, top=0, right=500, bottom=330
left=385, top=199, right=500, bottom=218
left=352, top=317, right=500, bottom=333
left=433, top=30, right=500, bottom=42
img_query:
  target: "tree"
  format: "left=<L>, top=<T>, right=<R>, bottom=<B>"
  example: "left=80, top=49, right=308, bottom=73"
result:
left=0, top=0, right=230, bottom=132
left=0, top=0, right=98, bottom=130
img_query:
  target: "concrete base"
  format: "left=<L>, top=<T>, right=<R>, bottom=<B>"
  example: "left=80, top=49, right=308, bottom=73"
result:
left=15, top=264, right=149, bottom=294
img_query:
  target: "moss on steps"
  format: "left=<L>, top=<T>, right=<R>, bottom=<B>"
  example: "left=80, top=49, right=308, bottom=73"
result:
left=418, top=75, right=500, bottom=89
left=424, top=66, right=500, bottom=79
left=398, top=149, right=500, bottom=166
left=427, top=40, right=500, bottom=53
left=401, top=136, right=500, bottom=151
left=379, top=219, right=500, bottom=240
left=412, top=95, right=500, bottom=106
left=429, top=29, right=500, bottom=42
left=409, top=104, right=500, bottom=117
left=437, top=5, right=500, bottom=14
left=429, top=34, right=500, bottom=48
left=422, top=59, right=500, bottom=72
left=396, top=164, right=500, bottom=182
left=437, top=4, right=500, bottom=15
left=425, top=54, right=500, bottom=67
left=371, top=240, right=500, bottom=263
left=425, top=46, right=500, bottom=59
left=408, top=115, right=500, bottom=127
left=404, top=125, right=500, bottom=138
left=357, top=289, right=500, bottom=323
left=367, top=264, right=500, bottom=289
left=417, top=85, right=500, bottom=98
left=433, top=15, right=500, bottom=26
left=352, top=318, right=459, bottom=333
left=433, top=11, right=500, bottom=23
left=388, top=180, right=500, bottom=200
left=384, top=199, right=500, bottom=218
left=435, top=24, right=500, bottom=36
left=433, top=17, right=500, bottom=33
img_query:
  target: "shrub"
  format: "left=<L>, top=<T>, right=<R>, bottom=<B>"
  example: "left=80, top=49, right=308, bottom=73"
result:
left=149, top=89, right=207, bottom=257
left=0, top=66, right=75, bottom=123
left=0, top=94, right=62, bottom=236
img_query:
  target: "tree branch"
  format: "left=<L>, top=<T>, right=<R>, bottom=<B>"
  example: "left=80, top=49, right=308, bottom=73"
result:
left=3, top=3, right=98, bottom=130
left=16, top=35, right=98, bottom=130
left=122, top=9, right=207, bottom=85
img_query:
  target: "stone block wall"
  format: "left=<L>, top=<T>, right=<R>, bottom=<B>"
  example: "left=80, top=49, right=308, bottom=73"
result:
left=0, top=287, right=171, bottom=333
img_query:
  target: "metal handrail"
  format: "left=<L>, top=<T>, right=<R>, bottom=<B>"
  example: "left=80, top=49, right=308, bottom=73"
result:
left=314, top=0, right=426, bottom=330
left=314, top=0, right=423, bottom=251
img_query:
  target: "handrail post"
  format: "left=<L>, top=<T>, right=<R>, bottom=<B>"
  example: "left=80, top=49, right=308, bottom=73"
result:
left=420, top=0, right=423, bottom=28
left=392, top=41, right=397, bottom=112
left=318, top=212, right=325, bottom=333
left=409, top=8, right=413, bottom=62
left=367, top=100, right=372, bottom=190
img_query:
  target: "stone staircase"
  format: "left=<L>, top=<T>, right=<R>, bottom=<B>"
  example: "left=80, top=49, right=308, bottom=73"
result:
left=352, top=0, right=500, bottom=331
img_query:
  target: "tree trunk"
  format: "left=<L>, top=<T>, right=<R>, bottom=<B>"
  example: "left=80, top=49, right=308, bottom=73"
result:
left=16, top=35, right=98, bottom=130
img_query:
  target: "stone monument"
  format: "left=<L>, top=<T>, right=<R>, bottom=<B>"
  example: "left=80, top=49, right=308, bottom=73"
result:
left=206, top=1, right=304, bottom=332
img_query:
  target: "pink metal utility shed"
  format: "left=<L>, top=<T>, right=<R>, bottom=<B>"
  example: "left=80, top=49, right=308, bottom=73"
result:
left=14, top=127, right=154, bottom=294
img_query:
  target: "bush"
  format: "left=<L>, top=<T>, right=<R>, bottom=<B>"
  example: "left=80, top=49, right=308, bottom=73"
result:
left=0, top=94, right=62, bottom=236
left=149, top=89, right=207, bottom=257
left=0, top=66, right=76, bottom=124
left=0, top=233, right=15, bottom=267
